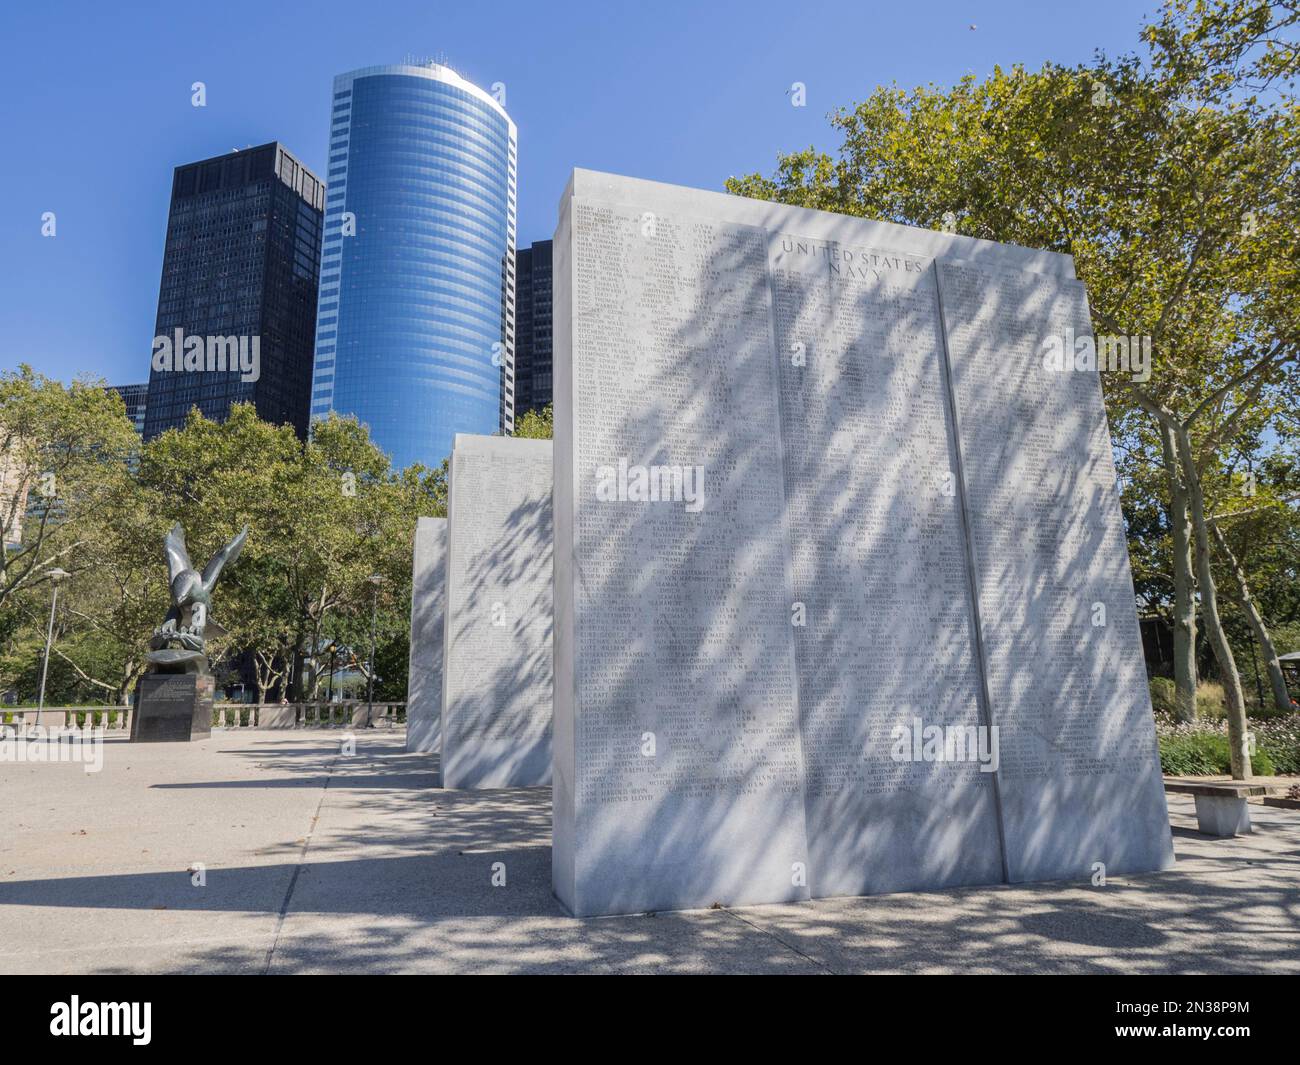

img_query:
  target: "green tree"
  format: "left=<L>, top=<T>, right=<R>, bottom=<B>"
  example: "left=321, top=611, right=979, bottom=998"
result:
left=0, top=368, right=150, bottom=704
left=138, top=404, right=442, bottom=702
left=514, top=404, right=554, bottom=440
left=0, top=366, right=139, bottom=612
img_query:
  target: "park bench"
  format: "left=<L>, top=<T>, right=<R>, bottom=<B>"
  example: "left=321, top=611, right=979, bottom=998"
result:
left=1163, top=780, right=1280, bottom=837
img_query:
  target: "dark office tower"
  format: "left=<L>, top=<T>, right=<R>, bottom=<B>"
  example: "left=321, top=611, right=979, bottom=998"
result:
left=143, top=143, right=325, bottom=441
left=108, top=383, right=148, bottom=435
left=513, top=240, right=553, bottom=417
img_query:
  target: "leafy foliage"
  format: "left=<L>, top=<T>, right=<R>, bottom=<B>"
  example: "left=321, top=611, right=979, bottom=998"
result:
left=0, top=380, right=446, bottom=705
left=514, top=404, right=554, bottom=440
left=1158, top=729, right=1274, bottom=775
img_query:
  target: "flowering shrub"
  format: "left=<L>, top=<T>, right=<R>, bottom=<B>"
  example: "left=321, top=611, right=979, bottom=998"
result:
left=1154, top=715, right=1300, bottom=776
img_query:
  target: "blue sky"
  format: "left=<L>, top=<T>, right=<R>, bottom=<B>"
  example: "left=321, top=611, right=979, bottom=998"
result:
left=2, top=0, right=1157, bottom=386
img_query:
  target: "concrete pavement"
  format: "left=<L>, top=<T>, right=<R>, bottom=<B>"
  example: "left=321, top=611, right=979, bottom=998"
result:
left=1, top=730, right=1297, bottom=974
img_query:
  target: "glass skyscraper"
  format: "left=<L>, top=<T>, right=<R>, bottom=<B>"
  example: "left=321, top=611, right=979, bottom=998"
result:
left=310, top=63, right=517, bottom=471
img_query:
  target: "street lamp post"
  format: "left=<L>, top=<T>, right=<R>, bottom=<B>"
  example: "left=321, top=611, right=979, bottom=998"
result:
left=367, top=574, right=384, bottom=727
left=36, top=568, right=70, bottom=728
left=327, top=642, right=337, bottom=703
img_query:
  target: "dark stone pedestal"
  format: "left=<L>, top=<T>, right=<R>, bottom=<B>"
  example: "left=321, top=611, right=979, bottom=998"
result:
left=131, top=673, right=214, bottom=742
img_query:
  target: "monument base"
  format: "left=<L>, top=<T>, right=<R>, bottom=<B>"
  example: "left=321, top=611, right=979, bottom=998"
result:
left=131, top=673, right=214, bottom=742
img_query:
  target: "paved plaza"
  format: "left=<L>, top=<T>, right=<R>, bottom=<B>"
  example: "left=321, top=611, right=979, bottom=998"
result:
left=1, top=730, right=1297, bottom=974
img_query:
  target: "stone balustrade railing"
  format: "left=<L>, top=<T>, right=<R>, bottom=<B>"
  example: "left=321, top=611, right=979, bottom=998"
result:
left=0, top=702, right=407, bottom=733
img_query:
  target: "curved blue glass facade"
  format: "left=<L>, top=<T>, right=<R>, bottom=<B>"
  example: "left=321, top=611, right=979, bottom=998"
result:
left=311, top=65, right=517, bottom=471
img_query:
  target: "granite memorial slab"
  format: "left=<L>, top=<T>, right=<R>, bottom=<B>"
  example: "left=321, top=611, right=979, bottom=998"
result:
left=441, top=434, right=553, bottom=789
left=935, top=260, right=1174, bottom=881
left=406, top=516, right=447, bottom=756
left=552, top=169, right=1173, bottom=916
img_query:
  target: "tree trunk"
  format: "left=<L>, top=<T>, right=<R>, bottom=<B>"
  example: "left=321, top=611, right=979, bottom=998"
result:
left=289, top=605, right=312, bottom=701
left=1211, top=522, right=1292, bottom=714
left=288, top=634, right=304, bottom=701
left=253, top=650, right=281, bottom=704
left=1175, top=426, right=1250, bottom=778
left=1160, top=423, right=1198, bottom=722
left=116, top=660, right=137, bottom=707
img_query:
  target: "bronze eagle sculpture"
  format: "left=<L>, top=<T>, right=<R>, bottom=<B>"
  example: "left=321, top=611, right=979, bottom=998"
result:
left=147, top=523, right=249, bottom=673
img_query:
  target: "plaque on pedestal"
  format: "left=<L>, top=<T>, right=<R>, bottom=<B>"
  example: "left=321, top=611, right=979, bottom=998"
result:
left=131, top=673, right=214, bottom=743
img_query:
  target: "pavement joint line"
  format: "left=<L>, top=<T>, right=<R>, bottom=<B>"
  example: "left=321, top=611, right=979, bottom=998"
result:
left=721, top=907, right=839, bottom=974
left=260, top=745, right=343, bottom=975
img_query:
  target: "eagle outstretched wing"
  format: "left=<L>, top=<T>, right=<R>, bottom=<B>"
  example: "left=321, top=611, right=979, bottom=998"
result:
left=164, top=523, right=192, bottom=584
left=201, top=524, right=249, bottom=592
